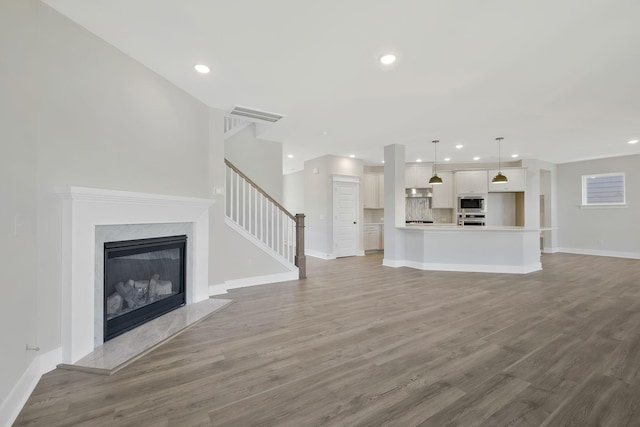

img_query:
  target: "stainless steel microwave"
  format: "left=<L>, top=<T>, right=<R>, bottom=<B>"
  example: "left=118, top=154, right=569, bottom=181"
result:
left=459, top=197, right=485, bottom=211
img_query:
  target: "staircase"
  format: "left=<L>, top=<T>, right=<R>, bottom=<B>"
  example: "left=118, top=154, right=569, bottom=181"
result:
left=224, top=116, right=252, bottom=139
left=224, top=159, right=306, bottom=279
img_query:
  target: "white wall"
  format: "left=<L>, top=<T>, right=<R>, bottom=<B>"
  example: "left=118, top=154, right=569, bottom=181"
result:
left=0, top=0, right=40, bottom=416
left=557, top=154, right=639, bottom=257
left=304, top=155, right=363, bottom=258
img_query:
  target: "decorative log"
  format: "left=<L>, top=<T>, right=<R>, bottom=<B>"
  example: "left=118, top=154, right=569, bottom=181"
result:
left=150, top=273, right=172, bottom=296
left=106, top=293, right=123, bottom=315
left=116, top=279, right=137, bottom=308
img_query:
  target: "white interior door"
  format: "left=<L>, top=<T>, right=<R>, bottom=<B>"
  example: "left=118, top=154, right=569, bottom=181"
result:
left=333, top=180, right=359, bottom=258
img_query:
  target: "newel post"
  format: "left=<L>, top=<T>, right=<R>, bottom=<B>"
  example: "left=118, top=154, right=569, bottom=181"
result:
left=295, top=213, right=306, bottom=279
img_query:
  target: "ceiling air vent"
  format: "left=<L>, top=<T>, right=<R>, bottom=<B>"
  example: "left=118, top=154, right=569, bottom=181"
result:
left=229, top=106, right=284, bottom=123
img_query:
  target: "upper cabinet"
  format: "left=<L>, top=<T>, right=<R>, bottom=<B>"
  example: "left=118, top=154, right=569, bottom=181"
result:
left=455, top=170, right=488, bottom=194
left=487, top=168, right=526, bottom=192
left=405, top=164, right=432, bottom=188
left=363, top=172, right=384, bottom=209
left=431, top=171, right=454, bottom=208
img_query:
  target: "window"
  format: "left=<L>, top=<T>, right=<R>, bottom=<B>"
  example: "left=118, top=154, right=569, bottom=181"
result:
left=582, top=173, right=625, bottom=206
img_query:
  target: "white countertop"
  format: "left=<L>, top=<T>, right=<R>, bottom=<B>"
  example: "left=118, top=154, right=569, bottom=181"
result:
left=401, top=224, right=540, bottom=232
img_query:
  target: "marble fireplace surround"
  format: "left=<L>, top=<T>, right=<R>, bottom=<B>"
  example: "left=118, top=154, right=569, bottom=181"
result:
left=59, top=187, right=213, bottom=364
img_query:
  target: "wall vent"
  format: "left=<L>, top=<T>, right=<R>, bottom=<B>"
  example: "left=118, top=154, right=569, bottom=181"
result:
left=229, top=106, right=284, bottom=123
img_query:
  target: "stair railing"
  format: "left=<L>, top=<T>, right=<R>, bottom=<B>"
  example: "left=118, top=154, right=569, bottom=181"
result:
left=225, top=159, right=306, bottom=279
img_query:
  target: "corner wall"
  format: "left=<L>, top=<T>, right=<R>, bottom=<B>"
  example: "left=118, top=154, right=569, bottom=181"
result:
left=557, top=154, right=639, bottom=258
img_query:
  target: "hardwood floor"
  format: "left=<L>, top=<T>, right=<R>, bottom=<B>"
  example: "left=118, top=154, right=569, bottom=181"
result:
left=15, top=253, right=640, bottom=426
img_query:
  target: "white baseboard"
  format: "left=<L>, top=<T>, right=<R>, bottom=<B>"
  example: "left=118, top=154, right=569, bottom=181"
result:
left=305, top=249, right=365, bottom=259
left=543, top=246, right=559, bottom=254
left=384, top=259, right=542, bottom=274
left=556, top=247, right=640, bottom=260
left=39, top=347, right=62, bottom=374
left=209, top=271, right=299, bottom=295
left=382, top=258, right=405, bottom=268
left=0, top=347, right=63, bottom=427
left=305, top=249, right=335, bottom=260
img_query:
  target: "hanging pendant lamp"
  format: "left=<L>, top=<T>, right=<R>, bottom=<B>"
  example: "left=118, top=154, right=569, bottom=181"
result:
left=428, top=140, right=443, bottom=185
left=492, top=137, right=508, bottom=184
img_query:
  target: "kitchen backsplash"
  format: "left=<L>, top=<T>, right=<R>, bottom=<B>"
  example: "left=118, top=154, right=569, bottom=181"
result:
left=364, top=206, right=453, bottom=223
left=406, top=198, right=433, bottom=221
left=363, top=208, right=384, bottom=223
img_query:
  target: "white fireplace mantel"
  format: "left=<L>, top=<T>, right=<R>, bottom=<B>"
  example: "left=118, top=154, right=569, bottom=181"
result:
left=58, top=187, right=213, bottom=364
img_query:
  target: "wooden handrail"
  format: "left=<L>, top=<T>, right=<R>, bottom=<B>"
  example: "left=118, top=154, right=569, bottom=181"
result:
left=224, top=159, right=295, bottom=221
left=224, top=158, right=306, bottom=279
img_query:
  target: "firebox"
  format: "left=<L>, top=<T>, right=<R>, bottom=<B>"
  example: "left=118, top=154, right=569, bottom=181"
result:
left=104, top=235, right=187, bottom=341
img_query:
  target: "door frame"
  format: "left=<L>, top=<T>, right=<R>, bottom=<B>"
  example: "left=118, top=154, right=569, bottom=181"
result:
left=332, top=175, right=362, bottom=258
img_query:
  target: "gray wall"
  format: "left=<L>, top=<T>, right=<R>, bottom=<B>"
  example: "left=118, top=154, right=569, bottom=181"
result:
left=0, top=0, right=287, bottom=416
left=218, top=123, right=291, bottom=283
left=225, top=124, right=283, bottom=203
left=557, top=154, right=639, bottom=257
left=0, top=0, right=40, bottom=410
left=304, top=155, right=363, bottom=258
left=33, top=1, right=211, bottom=362
left=283, top=170, right=305, bottom=216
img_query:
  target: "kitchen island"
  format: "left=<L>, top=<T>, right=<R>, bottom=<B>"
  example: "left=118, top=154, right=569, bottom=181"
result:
left=383, top=225, right=541, bottom=274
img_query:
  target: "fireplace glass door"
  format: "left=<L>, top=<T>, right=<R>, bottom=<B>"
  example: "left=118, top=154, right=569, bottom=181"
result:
left=104, top=235, right=186, bottom=340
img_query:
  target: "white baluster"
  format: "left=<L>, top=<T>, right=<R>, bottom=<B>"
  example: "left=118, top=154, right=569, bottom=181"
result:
left=242, top=179, right=246, bottom=229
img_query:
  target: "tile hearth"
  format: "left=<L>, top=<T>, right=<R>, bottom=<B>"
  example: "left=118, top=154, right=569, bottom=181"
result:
left=58, top=298, right=232, bottom=375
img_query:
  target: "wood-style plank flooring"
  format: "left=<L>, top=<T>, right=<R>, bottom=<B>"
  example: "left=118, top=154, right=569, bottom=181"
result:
left=15, top=253, right=640, bottom=426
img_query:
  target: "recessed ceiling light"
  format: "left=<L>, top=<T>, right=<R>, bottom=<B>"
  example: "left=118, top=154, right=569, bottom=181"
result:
left=349, top=154, right=355, bottom=158
left=416, top=159, right=422, bottom=163
left=456, top=144, right=463, bottom=149
left=379, top=54, right=396, bottom=65
left=381, top=160, right=385, bottom=164
left=473, top=156, right=480, bottom=161
left=444, top=157, right=451, bottom=161
left=511, top=154, right=519, bottom=158
left=629, top=139, right=639, bottom=144
left=194, top=64, right=210, bottom=74
left=321, top=131, right=329, bottom=136
left=287, top=154, right=294, bottom=159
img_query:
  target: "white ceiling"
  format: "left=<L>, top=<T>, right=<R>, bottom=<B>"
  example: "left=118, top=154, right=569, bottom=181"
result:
left=44, top=0, right=640, bottom=173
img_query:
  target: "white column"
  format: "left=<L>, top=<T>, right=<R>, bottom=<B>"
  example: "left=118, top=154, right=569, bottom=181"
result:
left=383, top=144, right=406, bottom=266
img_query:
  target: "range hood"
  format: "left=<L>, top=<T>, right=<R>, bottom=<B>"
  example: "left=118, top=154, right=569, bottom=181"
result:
left=405, top=188, right=432, bottom=198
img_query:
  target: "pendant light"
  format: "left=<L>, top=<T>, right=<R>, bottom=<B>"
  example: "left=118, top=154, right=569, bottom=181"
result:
left=428, top=140, right=443, bottom=185
left=492, top=137, right=508, bottom=184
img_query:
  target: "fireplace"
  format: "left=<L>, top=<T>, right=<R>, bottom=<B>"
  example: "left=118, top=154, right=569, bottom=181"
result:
left=104, top=235, right=187, bottom=341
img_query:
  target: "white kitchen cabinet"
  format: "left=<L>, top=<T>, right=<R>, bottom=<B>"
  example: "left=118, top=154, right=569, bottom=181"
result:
left=405, top=164, right=432, bottom=189
left=455, top=170, right=488, bottom=194
left=363, top=173, right=384, bottom=208
left=364, top=224, right=382, bottom=250
left=487, top=168, right=526, bottom=192
left=431, top=171, right=454, bottom=208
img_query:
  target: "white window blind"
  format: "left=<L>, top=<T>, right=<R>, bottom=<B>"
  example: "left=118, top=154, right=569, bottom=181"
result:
left=582, top=173, right=625, bottom=206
